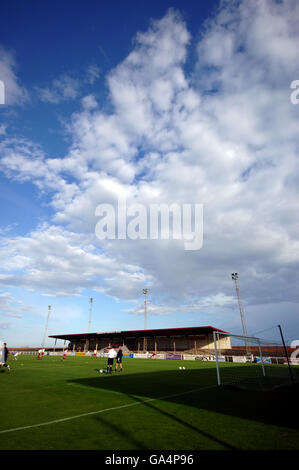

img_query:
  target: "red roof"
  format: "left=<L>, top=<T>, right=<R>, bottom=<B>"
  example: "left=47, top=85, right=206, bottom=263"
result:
left=49, top=325, right=229, bottom=341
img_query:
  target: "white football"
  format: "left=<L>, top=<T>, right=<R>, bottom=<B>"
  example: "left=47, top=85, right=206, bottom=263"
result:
left=99, top=369, right=103, bottom=374
left=179, top=366, right=182, bottom=370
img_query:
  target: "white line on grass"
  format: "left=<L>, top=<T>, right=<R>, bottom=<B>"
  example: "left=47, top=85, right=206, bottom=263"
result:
left=0, top=385, right=216, bottom=435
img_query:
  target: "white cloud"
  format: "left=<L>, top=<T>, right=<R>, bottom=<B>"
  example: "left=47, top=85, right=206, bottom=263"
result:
left=108, top=9, right=189, bottom=140
left=35, top=65, right=100, bottom=104
left=36, top=74, right=80, bottom=104
left=0, top=291, right=34, bottom=335
left=0, top=224, right=150, bottom=298
left=124, top=293, right=235, bottom=317
left=0, top=46, right=28, bottom=105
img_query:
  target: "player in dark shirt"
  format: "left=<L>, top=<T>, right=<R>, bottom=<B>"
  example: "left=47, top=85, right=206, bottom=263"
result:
left=0, top=342, right=10, bottom=371
left=115, top=345, right=123, bottom=372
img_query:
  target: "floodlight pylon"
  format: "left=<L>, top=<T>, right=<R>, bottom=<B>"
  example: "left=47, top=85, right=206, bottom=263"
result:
left=232, top=273, right=249, bottom=354
left=42, top=305, right=51, bottom=348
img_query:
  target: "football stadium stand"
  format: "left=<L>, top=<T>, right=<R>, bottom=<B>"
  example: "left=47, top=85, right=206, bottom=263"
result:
left=49, top=326, right=231, bottom=354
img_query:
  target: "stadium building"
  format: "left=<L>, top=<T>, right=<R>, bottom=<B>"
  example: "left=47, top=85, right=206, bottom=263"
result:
left=49, top=326, right=231, bottom=354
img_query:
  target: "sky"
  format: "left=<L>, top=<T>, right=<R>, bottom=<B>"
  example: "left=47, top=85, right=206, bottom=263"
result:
left=0, top=0, right=299, bottom=347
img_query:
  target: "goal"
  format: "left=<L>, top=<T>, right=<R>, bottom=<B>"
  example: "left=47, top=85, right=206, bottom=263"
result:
left=213, top=329, right=298, bottom=390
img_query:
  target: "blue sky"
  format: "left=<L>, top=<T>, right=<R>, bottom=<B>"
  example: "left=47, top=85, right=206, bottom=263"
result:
left=1, top=0, right=299, bottom=347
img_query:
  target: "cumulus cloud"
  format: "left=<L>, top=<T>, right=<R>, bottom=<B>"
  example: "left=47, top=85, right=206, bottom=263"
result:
left=0, top=224, right=150, bottom=298
left=0, top=46, right=28, bottom=105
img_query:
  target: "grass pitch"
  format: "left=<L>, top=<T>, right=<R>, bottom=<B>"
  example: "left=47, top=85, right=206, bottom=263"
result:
left=0, top=355, right=298, bottom=450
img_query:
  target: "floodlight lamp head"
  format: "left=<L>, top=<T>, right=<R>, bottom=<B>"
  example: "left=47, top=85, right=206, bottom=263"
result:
left=232, top=273, right=238, bottom=280
left=143, top=288, right=148, bottom=295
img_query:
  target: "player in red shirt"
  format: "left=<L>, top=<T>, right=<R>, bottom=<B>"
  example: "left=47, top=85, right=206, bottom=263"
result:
left=61, top=349, right=68, bottom=361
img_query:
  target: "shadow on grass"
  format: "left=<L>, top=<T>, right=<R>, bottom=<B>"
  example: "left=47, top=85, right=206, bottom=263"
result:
left=94, top=412, right=151, bottom=450
left=68, top=367, right=299, bottom=436
left=128, top=393, right=238, bottom=450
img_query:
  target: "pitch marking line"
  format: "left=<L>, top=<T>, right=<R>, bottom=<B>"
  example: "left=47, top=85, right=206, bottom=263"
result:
left=0, top=385, right=216, bottom=435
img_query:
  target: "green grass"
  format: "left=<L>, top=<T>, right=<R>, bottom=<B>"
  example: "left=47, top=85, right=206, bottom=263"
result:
left=0, top=355, right=298, bottom=450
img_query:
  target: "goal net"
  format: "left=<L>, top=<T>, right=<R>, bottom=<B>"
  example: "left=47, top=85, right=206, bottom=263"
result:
left=213, top=328, right=299, bottom=391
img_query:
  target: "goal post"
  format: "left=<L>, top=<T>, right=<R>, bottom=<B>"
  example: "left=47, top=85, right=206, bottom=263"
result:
left=213, top=329, right=298, bottom=390
left=213, top=330, right=221, bottom=385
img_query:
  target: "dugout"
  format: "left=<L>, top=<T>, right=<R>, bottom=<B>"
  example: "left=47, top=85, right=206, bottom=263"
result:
left=49, top=326, right=231, bottom=354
